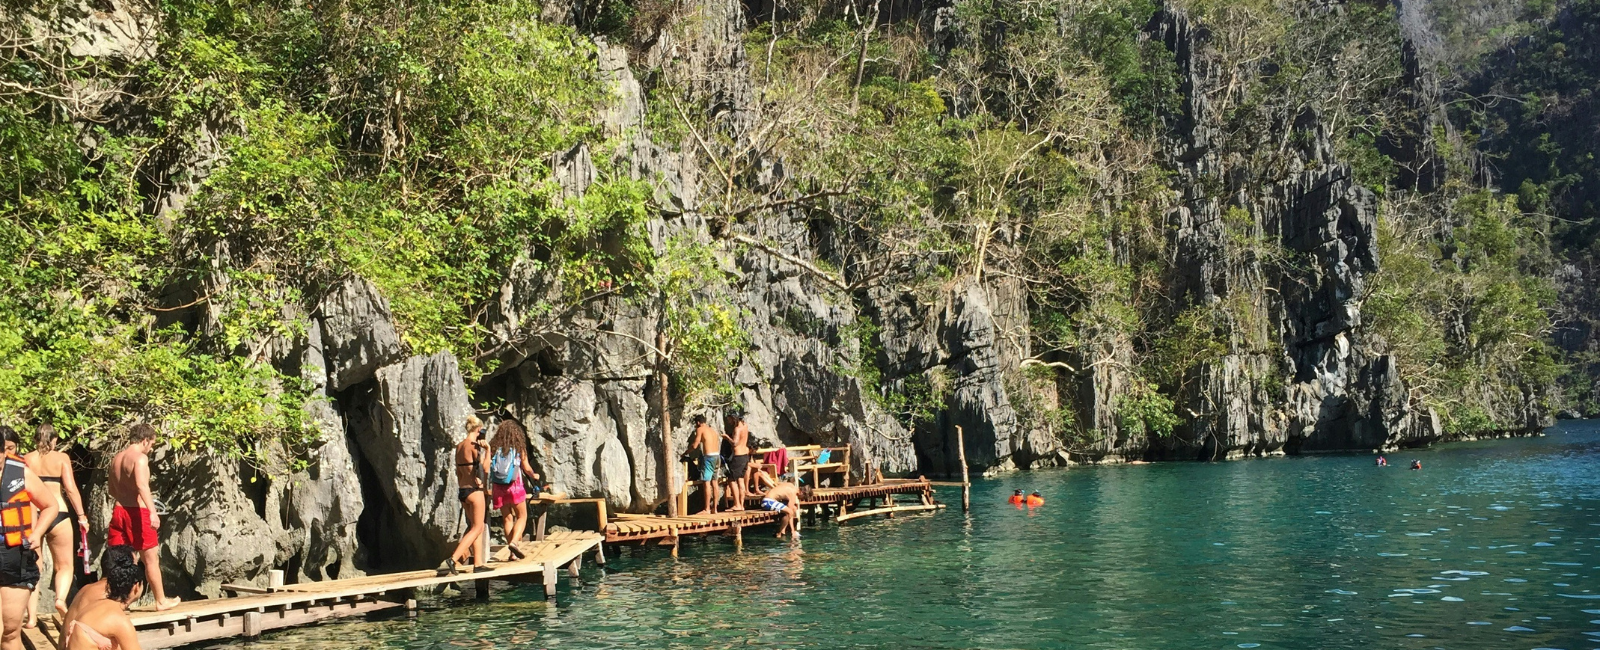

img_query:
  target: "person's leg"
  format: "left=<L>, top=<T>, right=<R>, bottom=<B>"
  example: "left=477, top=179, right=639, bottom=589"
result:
left=138, top=545, right=178, bottom=609
left=0, top=585, right=27, bottom=650
left=46, top=521, right=72, bottom=617
left=465, top=493, right=487, bottom=566
left=24, top=554, right=37, bottom=628
left=449, top=494, right=485, bottom=564
left=508, top=502, right=529, bottom=544
left=776, top=508, right=793, bottom=538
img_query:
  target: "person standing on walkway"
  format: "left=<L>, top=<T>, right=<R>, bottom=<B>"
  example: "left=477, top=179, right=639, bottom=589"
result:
left=489, top=419, right=539, bottom=559
left=691, top=415, right=721, bottom=515
left=0, top=426, right=58, bottom=650
left=722, top=414, right=751, bottom=511
left=441, top=415, right=491, bottom=576
left=106, top=424, right=177, bottom=611
left=24, top=423, right=87, bottom=622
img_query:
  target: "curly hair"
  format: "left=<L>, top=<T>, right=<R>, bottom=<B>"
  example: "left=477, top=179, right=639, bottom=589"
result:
left=103, top=545, right=145, bottom=603
left=490, top=419, right=528, bottom=455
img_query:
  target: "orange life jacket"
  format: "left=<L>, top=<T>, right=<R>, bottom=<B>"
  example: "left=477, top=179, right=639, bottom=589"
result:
left=1026, top=495, right=1044, bottom=507
left=0, top=454, right=33, bottom=547
left=1008, top=495, right=1024, bottom=505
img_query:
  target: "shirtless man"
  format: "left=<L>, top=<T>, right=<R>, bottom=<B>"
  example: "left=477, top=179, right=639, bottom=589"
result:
left=63, top=545, right=143, bottom=650
left=691, top=415, right=721, bottom=515
left=759, top=481, right=806, bottom=540
left=107, top=424, right=178, bottom=610
left=721, top=414, right=751, bottom=511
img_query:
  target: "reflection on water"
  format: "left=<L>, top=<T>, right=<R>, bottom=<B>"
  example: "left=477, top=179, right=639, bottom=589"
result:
left=230, top=422, right=1600, bottom=649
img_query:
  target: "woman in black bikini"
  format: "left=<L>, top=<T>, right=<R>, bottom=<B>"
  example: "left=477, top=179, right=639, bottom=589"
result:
left=440, top=415, right=491, bottom=576
left=24, top=424, right=86, bottom=624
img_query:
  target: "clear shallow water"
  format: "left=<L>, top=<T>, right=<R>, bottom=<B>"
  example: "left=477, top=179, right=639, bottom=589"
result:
left=234, top=421, right=1600, bottom=649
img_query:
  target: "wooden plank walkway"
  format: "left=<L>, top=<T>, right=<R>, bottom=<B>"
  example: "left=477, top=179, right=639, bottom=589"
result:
left=606, top=479, right=942, bottom=550
left=26, top=479, right=948, bottom=650
left=24, top=531, right=604, bottom=650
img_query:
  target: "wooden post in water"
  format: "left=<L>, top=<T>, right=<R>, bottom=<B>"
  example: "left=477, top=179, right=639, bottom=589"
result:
left=658, top=329, right=678, bottom=518
left=956, top=425, right=970, bottom=513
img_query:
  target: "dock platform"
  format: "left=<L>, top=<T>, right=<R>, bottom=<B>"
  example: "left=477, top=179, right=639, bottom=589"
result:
left=607, top=478, right=943, bottom=551
left=25, top=530, right=603, bottom=650
left=24, top=474, right=951, bottom=649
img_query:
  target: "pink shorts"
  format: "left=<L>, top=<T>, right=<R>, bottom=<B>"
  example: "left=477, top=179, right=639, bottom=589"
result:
left=491, top=479, right=527, bottom=510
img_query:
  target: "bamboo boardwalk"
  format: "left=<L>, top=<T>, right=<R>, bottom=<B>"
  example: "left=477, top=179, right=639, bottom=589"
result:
left=24, top=530, right=603, bottom=650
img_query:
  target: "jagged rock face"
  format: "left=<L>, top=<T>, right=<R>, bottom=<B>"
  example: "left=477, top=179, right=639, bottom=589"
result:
left=319, top=277, right=408, bottom=391
left=1147, top=7, right=1440, bottom=458
left=345, top=352, right=473, bottom=570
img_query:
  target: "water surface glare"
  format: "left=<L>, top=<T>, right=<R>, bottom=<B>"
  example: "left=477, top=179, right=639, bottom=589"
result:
left=235, top=421, right=1600, bottom=649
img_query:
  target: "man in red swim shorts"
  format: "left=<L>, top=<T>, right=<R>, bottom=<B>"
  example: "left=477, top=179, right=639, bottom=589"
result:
left=107, top=424, right=179, bottom=610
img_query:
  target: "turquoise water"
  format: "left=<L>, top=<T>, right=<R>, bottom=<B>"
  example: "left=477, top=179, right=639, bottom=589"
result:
left=235, top=421, right=1600, bottom=649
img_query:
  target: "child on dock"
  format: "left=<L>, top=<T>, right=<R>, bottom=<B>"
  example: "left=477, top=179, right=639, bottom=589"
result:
left=489, top=419, right=540, bottom=560
left=760, top=481, right=808, bottom=540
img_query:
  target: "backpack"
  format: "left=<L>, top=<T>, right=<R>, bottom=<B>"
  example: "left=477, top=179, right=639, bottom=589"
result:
left=490, top=448, right=519, bottom=485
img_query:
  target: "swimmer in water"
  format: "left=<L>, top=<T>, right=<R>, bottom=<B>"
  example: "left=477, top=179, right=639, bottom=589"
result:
left=1375, top=455, right=1387, bottom=467
left=1026, top=491, right=1045, bottom=507
left=1410, top=460, right=1421, bottom=470
left=1008, top=490, right=1024, bottom=506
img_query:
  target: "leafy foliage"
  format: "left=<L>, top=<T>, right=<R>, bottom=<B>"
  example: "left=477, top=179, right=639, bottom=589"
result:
left=0, top=0, right=653, bottom=462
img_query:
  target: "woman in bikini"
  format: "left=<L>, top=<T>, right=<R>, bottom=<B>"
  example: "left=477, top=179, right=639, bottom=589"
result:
left=487, top=420, right=540, bottom=559
left=24, top=424, right=86, bottom=624
left=439, top=415, right=491, bottom=576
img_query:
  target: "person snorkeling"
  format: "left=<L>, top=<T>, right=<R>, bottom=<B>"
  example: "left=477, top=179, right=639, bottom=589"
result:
left=1008, top=489, right=1025, bottom=506
left=1410, top=460, right=1422, bottom=470
left=1025, top=491, right=1045, bottom=507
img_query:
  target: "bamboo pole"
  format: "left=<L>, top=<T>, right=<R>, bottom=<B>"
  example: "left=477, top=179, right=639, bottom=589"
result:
left=956, top=425, right=970, bottom=513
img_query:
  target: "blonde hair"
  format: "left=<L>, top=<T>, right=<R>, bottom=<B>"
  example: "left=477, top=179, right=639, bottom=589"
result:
left=464, top=415, right=482, bottom=433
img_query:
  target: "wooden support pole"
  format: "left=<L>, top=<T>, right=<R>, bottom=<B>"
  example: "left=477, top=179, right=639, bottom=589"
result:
left=543, top=561, right=559, bottom=600
left=474, top=578, right=490, bottom=602
left=242, top=611, right=262, bottom=638
left=595, top=543, right=607, bottom=567
left=406, top=598, right=418, bottom=618
left=566, top=556, right=581, bottom=584
left=733, top=523, right=743, bottom=550
left=658, top=329, right=678, bottom=519
left=956, top=425, right=970, bottom=513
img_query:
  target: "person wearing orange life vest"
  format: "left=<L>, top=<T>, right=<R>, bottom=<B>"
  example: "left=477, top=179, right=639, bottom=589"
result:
left=1008, top=490, right=1025, bottom=506
left=0, top=426, right=59, bottom=650
left=1025, top=491, right=1045, bottom=507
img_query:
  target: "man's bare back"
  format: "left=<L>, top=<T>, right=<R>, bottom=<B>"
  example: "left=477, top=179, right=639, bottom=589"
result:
left=731, top=421, right=749, bottom=456
left=65, top=595, right=138, bottom=650
left=764, top=482, right=799, bottom=504
left=694, top=424, right=720, bottom=457
left=107, top=447, right=147, bottom=510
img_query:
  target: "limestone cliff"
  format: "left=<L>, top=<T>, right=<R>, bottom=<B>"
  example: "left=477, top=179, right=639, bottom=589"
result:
left=1, top=0, right=1567, bottom=600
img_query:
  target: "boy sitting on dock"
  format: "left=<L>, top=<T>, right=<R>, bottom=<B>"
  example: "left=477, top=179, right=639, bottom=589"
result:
left=759, top=481, right=808, bottom=540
